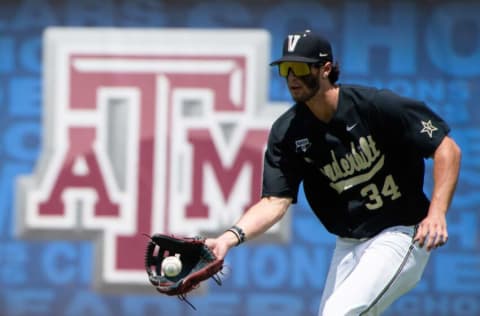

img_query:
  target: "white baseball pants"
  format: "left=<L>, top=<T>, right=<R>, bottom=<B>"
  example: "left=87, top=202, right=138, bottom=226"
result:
left=318, top=225, right=430, bottom=316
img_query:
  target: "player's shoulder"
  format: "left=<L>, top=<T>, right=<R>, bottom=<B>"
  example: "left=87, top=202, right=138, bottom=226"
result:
left=271, top=103, right=304, bottom=132
left=340, top=84, right=380, bottom=111
left=338, top=84, right=381, bottom=117
left=341, top=84, right=417, bottom=110
left=340, top=84, right=379, bottom=102
left=269, top=103, right=310, bottom=142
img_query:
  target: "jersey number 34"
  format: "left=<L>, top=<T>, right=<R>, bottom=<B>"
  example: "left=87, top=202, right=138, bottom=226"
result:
left=360, top=174, right=402, bottom=210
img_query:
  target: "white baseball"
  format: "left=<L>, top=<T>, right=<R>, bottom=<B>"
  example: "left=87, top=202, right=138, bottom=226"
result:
left=161, top=256, right=182, bottom=277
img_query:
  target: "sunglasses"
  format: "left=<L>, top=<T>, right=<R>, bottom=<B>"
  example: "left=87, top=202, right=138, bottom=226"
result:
left=278, top=62, right=313, bottom=77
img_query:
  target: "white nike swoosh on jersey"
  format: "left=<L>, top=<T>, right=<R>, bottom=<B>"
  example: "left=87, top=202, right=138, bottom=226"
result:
left=346, top=123, right=358, bottom=131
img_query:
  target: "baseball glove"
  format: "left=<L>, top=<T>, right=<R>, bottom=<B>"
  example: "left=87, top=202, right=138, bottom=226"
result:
left=144, top=234, right=224, bottom=308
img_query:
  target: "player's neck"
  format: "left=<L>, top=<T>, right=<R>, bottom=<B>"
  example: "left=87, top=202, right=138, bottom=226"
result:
left=306, top=84, right=339, bottom=123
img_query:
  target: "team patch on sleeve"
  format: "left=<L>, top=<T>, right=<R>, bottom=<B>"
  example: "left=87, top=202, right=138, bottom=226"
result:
left=419, top=120, right=438, bottom=138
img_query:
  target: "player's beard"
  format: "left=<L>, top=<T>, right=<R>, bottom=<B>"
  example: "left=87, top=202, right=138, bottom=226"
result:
left=290, top=74, right=320, bottom=103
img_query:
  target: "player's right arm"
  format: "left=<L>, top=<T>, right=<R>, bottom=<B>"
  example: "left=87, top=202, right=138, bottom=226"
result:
left=205, top=196, right=292, bottom=259
left=206, top=112, right=299, bottom=259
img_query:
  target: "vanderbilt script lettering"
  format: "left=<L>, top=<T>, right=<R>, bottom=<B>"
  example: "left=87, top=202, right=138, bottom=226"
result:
left=320, top=136, right=384, bottom=192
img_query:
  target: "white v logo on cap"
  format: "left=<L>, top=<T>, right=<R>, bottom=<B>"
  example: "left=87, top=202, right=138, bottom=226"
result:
left=287, top=34, right=301, bottom=52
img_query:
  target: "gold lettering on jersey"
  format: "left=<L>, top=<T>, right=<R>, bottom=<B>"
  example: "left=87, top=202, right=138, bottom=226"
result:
left=320, top=135, right=384, bottom=193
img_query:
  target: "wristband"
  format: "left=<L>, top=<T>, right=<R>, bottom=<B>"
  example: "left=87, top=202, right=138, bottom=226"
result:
left=226, top=225, right=246, bottom=246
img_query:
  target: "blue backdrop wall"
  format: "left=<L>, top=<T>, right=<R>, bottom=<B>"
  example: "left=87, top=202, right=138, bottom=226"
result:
left=1, top=0, right=479, bottom=315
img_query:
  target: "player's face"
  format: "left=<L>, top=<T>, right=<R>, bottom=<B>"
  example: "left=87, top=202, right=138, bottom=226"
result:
left=281, top=63, right=321, bottom=103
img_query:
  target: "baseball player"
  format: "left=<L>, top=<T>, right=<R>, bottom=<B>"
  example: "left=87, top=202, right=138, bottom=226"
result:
left=206, top=30, right=461, bottom=315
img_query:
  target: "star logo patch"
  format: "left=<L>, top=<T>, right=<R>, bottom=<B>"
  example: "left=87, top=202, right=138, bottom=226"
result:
left=420, top=120, right=438, bottom=138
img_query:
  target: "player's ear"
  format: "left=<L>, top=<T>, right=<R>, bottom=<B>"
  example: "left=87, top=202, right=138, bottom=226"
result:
left=322, top=62, right=332, bottom=79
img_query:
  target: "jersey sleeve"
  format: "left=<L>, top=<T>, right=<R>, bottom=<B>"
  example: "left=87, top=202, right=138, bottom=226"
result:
left=261, top=124, right=303, bottom=203
left=371, top=89, right=450, bottom=157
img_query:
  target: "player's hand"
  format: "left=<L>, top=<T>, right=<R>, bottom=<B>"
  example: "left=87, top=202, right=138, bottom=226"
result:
left=205, top=233, right=238, bottom=260
left=414, top=212, right=448, bottom=251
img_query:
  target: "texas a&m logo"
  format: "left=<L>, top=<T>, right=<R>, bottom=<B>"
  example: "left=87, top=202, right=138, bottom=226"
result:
left=16, top=28, right=288, bottom=291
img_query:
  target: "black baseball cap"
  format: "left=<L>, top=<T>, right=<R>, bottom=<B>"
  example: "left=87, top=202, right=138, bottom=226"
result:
left=270, top=30, right=333, bottom=65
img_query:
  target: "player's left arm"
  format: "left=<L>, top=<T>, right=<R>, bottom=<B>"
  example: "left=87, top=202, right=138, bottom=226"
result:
left=414, top=136, right=461, bottom=251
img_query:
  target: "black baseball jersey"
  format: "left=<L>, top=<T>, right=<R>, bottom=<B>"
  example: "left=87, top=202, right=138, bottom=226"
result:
left=262, top=84, right=450, bottom=238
